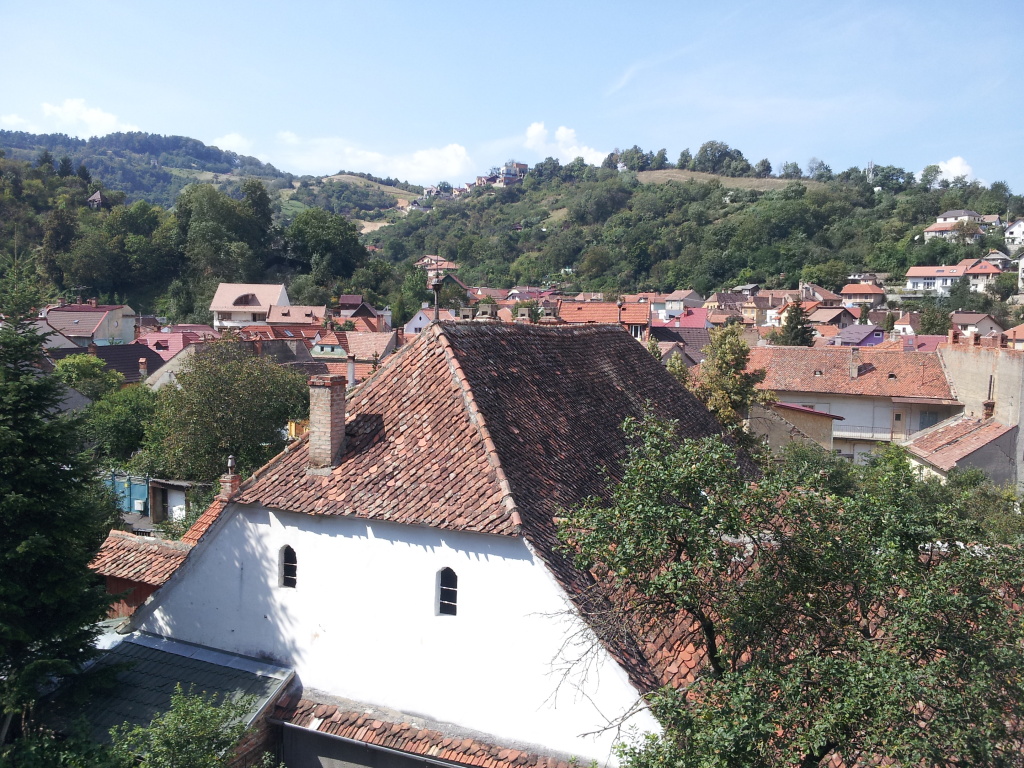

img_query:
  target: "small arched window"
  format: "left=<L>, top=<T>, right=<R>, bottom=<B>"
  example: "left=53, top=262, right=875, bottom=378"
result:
left=281, top=545, right=297, bottom=588
left=438, top=567, right=457, bottom=616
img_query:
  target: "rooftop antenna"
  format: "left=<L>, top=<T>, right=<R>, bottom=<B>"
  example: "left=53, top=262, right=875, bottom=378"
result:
left=866, top=161, right=875, bottom=183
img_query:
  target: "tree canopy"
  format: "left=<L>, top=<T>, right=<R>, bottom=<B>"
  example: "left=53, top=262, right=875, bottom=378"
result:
left=0, top=257, right=116, bottom=741
left=560, top=416, right=1024, bottom=767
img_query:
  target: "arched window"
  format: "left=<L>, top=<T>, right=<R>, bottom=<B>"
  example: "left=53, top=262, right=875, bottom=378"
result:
left=438, top=567, right=457, bottom=615
left=281, top=545, right=297, bottom=588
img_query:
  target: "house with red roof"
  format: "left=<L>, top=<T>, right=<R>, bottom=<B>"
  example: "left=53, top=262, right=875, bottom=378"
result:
left=903, top=417, right=1016, bottom=486
left=42, top=298, right=136, bottom=346
left=555, top=300, right=651, bottom=340
left=839, top=283, right=886, bottom=308
left=748, top=346, right=962, bottom=463
left=124, top=323, right=732, bottom=767
left=209, top=283, right=289, bottom=331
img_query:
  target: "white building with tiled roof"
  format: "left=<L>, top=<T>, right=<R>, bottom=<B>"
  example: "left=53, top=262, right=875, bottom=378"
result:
left=209, top=283, right=289, bottom=331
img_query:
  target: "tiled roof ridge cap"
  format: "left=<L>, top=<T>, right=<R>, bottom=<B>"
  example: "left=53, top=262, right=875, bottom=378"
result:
left=105, top=529, right=193, bottom=551
left=432, top=324, right=523, bottom=533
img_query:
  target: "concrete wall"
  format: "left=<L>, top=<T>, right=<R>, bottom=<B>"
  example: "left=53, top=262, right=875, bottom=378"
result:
left=134, top=505, right=658, bottom=764
left=937, top=341, right=1024, bottom=489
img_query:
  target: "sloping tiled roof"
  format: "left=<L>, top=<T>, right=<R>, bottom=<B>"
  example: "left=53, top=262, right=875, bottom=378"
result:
left=267, top=305, right=327, bottom=324
left=906, top=264, right=968, bottom=277
left=90, top=531, right=192, bottom=586
left=48, top=344, right=167, bottom=384
left=555, top=301, right=650, bottom=325
left=181, top=499, right=226, bottom=546
left=905, top=418, right=1014, bottom=471
left=235, top=323, right=730, bottom=691
left=652, top=308, right=708, bottom=328
left=44, top=308, right=112, bottom=336
left=135, top=331, right=201, bottom=361
left=649, top=326, right=711, bottom=362
left=839, top=283, right=885, bottom=295
left=209, top=283, right=287, bottom=313
left=747, top=346, right=956, bottom=401
left=275, top=696, right=573, bottom=768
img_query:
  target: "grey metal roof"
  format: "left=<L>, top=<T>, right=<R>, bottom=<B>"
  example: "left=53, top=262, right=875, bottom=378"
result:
left=51, top=633, right=292, bottom=743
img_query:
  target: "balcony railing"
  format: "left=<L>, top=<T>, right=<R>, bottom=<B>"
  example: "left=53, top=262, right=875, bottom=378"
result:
left=832, top=424, right=894, bottom=441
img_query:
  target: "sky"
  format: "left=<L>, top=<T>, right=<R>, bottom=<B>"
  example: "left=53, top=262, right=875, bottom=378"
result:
left=2, top=0, right=1021, bottom=191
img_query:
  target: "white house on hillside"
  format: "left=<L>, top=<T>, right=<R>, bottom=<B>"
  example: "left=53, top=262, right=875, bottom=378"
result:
left=128, top=324, right=732, bottom=768
left=209, top=283, right=289, bottom=331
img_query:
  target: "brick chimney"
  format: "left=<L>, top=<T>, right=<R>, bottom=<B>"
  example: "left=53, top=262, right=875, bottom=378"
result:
left=138, top=357, right=148, bottom=380
left=87, top=341, right=99, bottom=356
left=347, top=353, right=356, bottom=388
left=88, top=297, right=97, bottom=308
left=307, top=374, right=347, bottom=471
left=219, top=455, right=240, bottom=499
left=983, top=400, right=995, bottom=419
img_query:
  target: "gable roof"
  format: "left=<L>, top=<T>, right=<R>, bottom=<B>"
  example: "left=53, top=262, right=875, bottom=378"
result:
left=747, top=346, right=956, bottom=401
left=904, top=417, right=1015, bottom=472
left=209, top=283, right=287, bottom=313
left=906, top=264, right=968, bottom=278
left=267, top=304, right=327, bottom=324
left=555, top=301, right=650, bottom=325
left=834, top=324, right=882, bottom=344
left=48, top=344, right=167, bottom=384
left=234, top=323, right=730, bottom=691
left=91, top=530, right=192, bottom=586
left=839, top=283, right=885, bottom=295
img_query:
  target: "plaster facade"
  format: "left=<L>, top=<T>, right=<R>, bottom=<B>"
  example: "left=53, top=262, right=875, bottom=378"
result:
left=133, top=504, right=658, bottom=763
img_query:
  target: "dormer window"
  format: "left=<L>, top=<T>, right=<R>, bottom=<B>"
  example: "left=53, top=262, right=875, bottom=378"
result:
left=438, top=567, right=457, bottom=615
left=281, top=545, right=297, bottom=588
left=814, top=370, right=823, bottom=376
left=888, top=373, right=897, bottom=379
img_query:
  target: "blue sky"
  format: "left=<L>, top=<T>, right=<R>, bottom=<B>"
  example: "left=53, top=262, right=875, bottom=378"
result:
left=3, top=0, right=1021, bottom=191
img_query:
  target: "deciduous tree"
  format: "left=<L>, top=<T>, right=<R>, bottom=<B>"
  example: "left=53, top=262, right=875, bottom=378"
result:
left=560, top=421, right=1024, bottom=768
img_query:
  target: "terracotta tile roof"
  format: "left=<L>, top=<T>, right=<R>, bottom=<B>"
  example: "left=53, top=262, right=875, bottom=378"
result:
left=267, top=305, right=327, bottom=324
left=747, top=346, right=956, bottom=401
left=1005, top=322, right=1024, bottom=341
left=965, top=261, right=1002, bottom=275
left=775, top=402, right=844, bottom=420
left=181, top=499, right=226, bottom=545
left=555, top=301, right=650, bottom=325
left=906, top=263, right=968, bottom=277
left=135, top=331, right=201, bottom=361
left=44, top=308, right=111, bottom=336
left=808, top=307, right=851, bottom=324
left=274, top=696, right=573, bottom=768
left=873, top=335, right=946, bottom=352
left=840, top=283, right=885, bottom=295
left=209, top=283, right=287, bottom=314
left=905, top=418, right=1015, bottom=471
left=90, top=531, right=192, bottom=586
left=236, top=323, right=729, bottom=691
left=323, top=361, right=375, bottom=381
left=814, top=324, right=841, bottom=338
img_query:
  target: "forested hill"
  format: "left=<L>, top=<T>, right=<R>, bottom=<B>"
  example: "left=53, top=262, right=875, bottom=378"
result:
left=0, top=130, right=291, bottom=207
left=365, top=159, right=1023, bottom=298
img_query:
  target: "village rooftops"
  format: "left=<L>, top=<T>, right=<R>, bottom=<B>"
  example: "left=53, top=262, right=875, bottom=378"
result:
left=747, top=346, right=958, bottom=402
left=209, top=283, right=288, bottom=313
left=554, top=300, right=650, bottom=325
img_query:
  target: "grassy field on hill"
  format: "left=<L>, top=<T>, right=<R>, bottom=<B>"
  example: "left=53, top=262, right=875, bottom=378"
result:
left=638, top=169, right=823, bottom=191
left=320, top=174, right=420, bottom=201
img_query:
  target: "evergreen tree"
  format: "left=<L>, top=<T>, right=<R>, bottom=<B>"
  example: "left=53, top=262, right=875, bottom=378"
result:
left=0, top=256, right=116, bottom=742
left=56, top=156, right=74, bottom=178
left=776, top=298, right=815, bottom=346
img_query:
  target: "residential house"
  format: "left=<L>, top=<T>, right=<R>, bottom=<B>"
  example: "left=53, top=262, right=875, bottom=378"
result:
left=209, top=283, right=289, bottom=331
left=923, top=221, right=984, bottom=244
left=42, top=299, right=136, bottom=346
left=703, top=292, right=746, bottom=311
left=748, top=402, right=844, bottom=453
left=936, top=209, right=983, bottom=224
left=649, top=325, right=712, bottom=364
left=839, top=283, right=886, bottom=307
left=893, top=312, right=921, bottom=336
left=904, top=261, right=978, bottom=296
left=983, top=249, right=1012, bottom=271
left=555, top=300, right=651, bottom=340
left=747, top=346, right=962, bottom=463
left=124, top=323, right=732, bottom=766
left=964, top=260, right=1003, bottom=293
left=903, top=417, right=1016, bottom=487
left=799, top=283, right=844, bottom=306
left=312, top=330, right=398, bottom=384
left=950, top=312, right=1004, bottom=336
left=663, top=289, right=704, bottom=314
left=832, top=324, right=887, bottom=347
left=981, top=214, right=1004, bottom=228
left=1006, top=220, right=1024, bottom=255
left=807, top=307, right=856, bottom=329
left=404, top=303, right=457, bottom=334
left=1004, top=322, right=1024, bottom=350
left=846, top=272, right=888, bottom=286
left=651, top=307, right=709, bottom=329
left=732, top=283, right=760, bottom=297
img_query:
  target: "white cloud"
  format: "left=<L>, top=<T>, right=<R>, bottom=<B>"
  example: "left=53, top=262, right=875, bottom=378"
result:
left=937, top=156, right=974, bottom=182
left=211, top=132, right=254, bottom=155
left=0, top=113, right=36, bottom=131
left=271, top=133, right=473, bottom=185
left=39, top=98, right=138, bottom=136
left=521, top=122, right=604, bottom=165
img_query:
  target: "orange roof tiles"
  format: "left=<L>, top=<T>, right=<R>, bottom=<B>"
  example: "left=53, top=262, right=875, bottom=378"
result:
left=840, top=283, right=885, bottom=295
left=275, top=697, right=573, bottom=768
left=905, top=418, right=1014, bottom=471
left=555, top=301, right=650, bottom=325
left=748, top=346, right=956, bottom=401
left=181, top=499, right=226, bottom=545
left=90, top=531, right=192, bottom=586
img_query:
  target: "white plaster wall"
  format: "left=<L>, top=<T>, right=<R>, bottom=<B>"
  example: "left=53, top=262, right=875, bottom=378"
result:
left=136, top=506, right=658, bottom=762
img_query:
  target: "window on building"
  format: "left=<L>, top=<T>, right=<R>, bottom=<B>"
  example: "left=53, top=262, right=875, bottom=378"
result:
left=919, top=411, right=940, bottom=430
left=281, top=545, right=297, bottom=588
left=438, top=567, right=457, bottom=615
